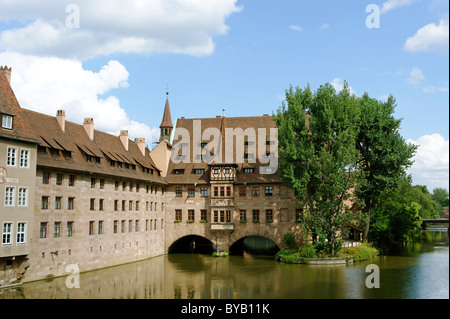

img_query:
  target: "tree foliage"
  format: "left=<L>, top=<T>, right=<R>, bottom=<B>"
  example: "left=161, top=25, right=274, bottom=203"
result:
left=274, top=83, right=365, bottom=255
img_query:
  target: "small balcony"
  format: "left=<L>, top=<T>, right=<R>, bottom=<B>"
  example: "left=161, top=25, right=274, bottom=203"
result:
left=210, top=223, right=234, bottom=231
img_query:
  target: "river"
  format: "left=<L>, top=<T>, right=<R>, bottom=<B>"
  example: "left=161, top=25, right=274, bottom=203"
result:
left=0, top=230, right=448, bottom=299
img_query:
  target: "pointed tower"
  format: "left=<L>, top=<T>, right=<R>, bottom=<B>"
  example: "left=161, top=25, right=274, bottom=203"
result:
left=159, top=92, right=173, bottom=143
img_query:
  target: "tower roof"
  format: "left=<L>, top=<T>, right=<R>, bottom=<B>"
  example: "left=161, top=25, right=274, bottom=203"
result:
left=159, top=95, right=173, bottom=128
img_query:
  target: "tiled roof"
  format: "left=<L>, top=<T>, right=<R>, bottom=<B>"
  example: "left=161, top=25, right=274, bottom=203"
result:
left=159, top=98, right=173, bottom=128
left=0, top=73, right=39, bottom=144
left=165, top=115, right=281, bottom=184
left=21, top=109, right=167, bottom=185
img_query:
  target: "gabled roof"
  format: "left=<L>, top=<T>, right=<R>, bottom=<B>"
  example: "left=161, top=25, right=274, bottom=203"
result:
left=0, top=72, right=39, bottom=144
left=165, top=115, right=281, bottom=184
left=21, top=109, right=167, bottom=185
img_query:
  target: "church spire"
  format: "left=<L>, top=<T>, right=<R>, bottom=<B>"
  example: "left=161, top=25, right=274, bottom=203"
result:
left=159, top=91, right=173, bottom=142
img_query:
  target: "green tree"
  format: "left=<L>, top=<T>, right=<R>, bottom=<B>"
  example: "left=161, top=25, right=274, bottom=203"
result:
left=432, top=188, right=449, bottom=215
left=274, top=83, right=364, bottom=256
left=410, top=185, right=440, bottom=219
left=370, top=177, right=422, bottom=249
left=355, top=94, right=417, bottom=242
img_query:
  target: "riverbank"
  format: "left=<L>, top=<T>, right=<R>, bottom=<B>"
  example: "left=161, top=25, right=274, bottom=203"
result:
left=275, top=243, right=379, bottom=264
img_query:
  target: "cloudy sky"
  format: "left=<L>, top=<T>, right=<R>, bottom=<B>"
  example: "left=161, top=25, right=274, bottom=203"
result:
left=0, top=0, right=448, bottom=191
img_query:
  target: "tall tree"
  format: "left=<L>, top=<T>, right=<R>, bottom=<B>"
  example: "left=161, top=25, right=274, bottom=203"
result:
left=355, top=94, right=417, bottom=242
left=274, top=83, right=364, bottom=255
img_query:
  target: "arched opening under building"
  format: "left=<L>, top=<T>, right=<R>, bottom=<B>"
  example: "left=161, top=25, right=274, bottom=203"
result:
left=229, top=236, right=280, bottom=256
left=168, top=235, right=216, bottom=254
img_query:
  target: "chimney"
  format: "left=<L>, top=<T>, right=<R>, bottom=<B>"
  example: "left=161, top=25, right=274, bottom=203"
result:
left=120, top=130, right=129, bottom=151
left=83, top=118, right=94, bottom=140
left=135, top=138, right=146, bottom=156
left=57, top=110, right=66, bottom=132
left=0, top=66, right=12, bottom=84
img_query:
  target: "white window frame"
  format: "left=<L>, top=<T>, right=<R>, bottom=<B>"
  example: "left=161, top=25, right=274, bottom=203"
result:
left=20, top=149, right=31, bottom=168
left=6, top=147, right=17, bottom=167
left=2, top=114, right=13, bottom=129
left=18, top=187, right=28, bottom=207
left=2, top=222, right=13, bottom=245
left=4, top=186, right=15, bottom=207
left=17, top=222, right=26, bottom=244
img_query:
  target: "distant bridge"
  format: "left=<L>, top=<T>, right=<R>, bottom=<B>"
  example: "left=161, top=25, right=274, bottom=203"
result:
left=421, top=218, right=449, bottom=231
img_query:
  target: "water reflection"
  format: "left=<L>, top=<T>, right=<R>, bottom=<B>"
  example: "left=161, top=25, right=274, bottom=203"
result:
left=0, top=231, right=447, bottom=299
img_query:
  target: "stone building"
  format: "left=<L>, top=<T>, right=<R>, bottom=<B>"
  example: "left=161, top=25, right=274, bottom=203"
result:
left=0, top=67, right=39, bottom=287
left=1, top=65, right=304, bottom=286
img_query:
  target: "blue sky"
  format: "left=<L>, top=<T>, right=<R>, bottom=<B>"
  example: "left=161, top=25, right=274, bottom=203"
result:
left=0, top=0, right=448, bottom=191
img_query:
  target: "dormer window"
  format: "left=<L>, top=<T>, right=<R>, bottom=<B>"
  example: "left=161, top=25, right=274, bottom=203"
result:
left=2, top=114, right=13, bottom=129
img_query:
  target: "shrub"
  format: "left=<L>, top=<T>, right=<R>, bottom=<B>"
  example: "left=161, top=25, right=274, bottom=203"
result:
left=282, top=233, right=297, bottom=249
left=297, top=244, right=317, bottom=258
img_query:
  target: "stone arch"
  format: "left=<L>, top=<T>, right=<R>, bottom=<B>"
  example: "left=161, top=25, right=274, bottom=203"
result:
left=228, top=228, right=283, bottom=254
left=167, top=234, right=216, bottom=254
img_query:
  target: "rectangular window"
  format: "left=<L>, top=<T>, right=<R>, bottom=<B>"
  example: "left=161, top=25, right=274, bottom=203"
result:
left=200, top=187, right=208, bottom=197
left=266, top=209, right=273, bottom=222
left=265, top=186, right=273, bottom=197
left=175, top=209, right=182, bottom=222
left=176, top=187, right=182, bottom=197
left=113, top=220, right=118, bottom=233
left=135, top=220, right=139, bottom=232
left=188, top=187, right=195, bottom=197
left=136, top=200, right=140, bottom=211
left=4, top=186, right=15, bottom=206
left=67, top=221, right=73, bottom=237
left=252, top=210, right=260, bottom=223
left=90, top=198, right=95, bottom=211
left=20, top=149, right=30, bottom=168
left=54, top=222, right=61, bottom=238
left=219, top=210, right=225, bottom=223
left=114, top=200, right=118, bottom=211
left=91, top=178, right=96, bottom=188
left=100, top=179, right=105, bottom=189
left=40, top=222, right=47, bottom=238
left=128, top=220, right=132, bottom=232
left=213, top=187, right=219, bottom=197
left=226, top=186, right=231, bottom=197
left=194, top=168, right=205, bottom=174
left=214, top=210, right=218, bottom=223
left=42, top=172, right=50, bottom=184
left=99, top=199, right=104, bottom=211
left=98, top=220, right=103, bottom=234
left=240, top=210, right=246, bottom=222
left=56, top=173, right=63, bottom=185
left=2, top=114, right=13, bottom=129
left=18, top=187, right=28, bottom=207
left=89, top=221, right=94, bottom=235
left=122, top=200, right=126, bottom=211
left=7, top=147, right=17, bottom=166
left=41, top=196, right=49, bottom=210
left=55, top=196, right=62, bottom=210
left=252, top=187, right=259, bottom=197
left=188, top=209, right=195, bottom=222
left=121, top=220, right=125, bottom=233
left=68, top=197, right=75, bottom=210
left=115, top=181, right=119, bottom=190
left=239, top=186, right=246, bottom=197
left=201, top=210, right=207, bottom=222
left=226, top=210, right=231, bottom=223
left=69, top=175, right=75, bottom=186
left=129, top=200, right=133, bottom=211
left=220, top=187, right=225, bottom=197
left=244, top=168, right=254, bottom=173
left=2, top=222, right=12, bottom=245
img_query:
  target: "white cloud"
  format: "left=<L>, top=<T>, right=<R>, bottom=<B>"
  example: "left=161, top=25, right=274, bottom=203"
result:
left=0, top=51, right=160, bottom=144
left=406, top=67, right=426, bottom=85
left=330, top=78, right=356, bottom=95
left=407, top=134, right=449, bottom=191
left=289, top=25, right=303, bottom=32
left=381, top=0, right=416, bottom=14
left=319, top=23, right=330, bottom=30
left=404, top=17, right=449, bottom=53
left=406, top=67, right=448, bottom=93
left=0, top=0, right=242, bottom=60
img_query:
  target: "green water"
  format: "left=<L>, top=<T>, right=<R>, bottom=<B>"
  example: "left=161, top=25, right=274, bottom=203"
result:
left=0, top=231, right=447, bottom=299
